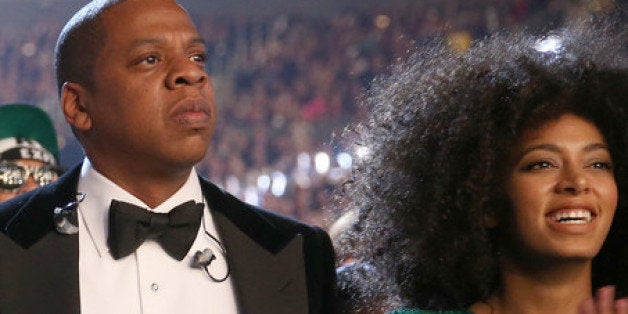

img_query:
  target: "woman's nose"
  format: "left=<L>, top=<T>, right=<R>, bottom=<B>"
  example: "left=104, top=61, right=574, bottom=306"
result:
left=555, top=166, right=589, bottom=194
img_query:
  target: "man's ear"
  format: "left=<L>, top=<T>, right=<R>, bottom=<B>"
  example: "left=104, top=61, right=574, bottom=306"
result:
left=61, top=82, right=92, bottom=132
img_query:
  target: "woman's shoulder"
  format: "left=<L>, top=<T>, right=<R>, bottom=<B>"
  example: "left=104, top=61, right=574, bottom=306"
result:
left=388, top=309, right=473, bottom=314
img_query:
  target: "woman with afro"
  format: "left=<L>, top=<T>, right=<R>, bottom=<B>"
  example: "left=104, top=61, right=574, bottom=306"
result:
left=334, top=12, right=628, bottom=314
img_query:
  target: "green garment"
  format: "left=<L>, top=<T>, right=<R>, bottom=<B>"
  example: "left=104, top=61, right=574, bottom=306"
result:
left=388, top=309, right=473, bottom=314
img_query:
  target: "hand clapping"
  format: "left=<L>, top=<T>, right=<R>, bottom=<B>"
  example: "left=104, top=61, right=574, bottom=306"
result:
left=580, top=286, right=628, bottom=314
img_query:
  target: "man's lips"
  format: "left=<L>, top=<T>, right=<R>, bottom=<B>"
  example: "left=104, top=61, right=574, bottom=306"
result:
left=171, top=98, right=212, bottom=127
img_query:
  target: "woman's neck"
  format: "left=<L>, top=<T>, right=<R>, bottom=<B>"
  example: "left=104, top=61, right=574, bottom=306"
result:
left=470, top=257, right=592, bottom=314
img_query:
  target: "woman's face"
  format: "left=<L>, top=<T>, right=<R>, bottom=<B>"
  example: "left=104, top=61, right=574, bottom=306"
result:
left=505, top=113, right=617, bottom=262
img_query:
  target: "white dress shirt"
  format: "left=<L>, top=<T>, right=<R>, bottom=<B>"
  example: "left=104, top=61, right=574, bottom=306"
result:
left=77, top=158, right=238, bottom=314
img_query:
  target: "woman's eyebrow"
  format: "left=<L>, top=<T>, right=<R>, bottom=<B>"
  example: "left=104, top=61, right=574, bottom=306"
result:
left=518, top=142, right=609, bottom=159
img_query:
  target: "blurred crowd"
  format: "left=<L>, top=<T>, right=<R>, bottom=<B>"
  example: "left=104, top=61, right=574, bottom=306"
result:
left=0, top=0, right=616, bottom=226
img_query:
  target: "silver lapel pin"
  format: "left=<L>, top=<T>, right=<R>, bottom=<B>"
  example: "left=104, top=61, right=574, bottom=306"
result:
left=53, top=192, right=85, bottom=235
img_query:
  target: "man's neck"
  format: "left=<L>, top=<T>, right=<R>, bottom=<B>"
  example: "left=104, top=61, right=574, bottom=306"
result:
left=87, top=158, right=194, bottom=208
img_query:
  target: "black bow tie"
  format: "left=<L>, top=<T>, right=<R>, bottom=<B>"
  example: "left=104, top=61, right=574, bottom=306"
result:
left=107, top=199, right=204, bottom=261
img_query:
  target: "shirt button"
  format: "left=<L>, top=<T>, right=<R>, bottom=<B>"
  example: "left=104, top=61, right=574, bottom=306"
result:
left=150, top=283, right=159, bottom=292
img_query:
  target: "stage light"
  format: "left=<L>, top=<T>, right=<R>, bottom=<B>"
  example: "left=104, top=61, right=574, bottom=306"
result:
left=314, top=152, right=330, bottom=175
left=257, top=174, right=271, bottom=194
left=271, top=171, right=287, bottom=197
left=336, top=152, right=352, bottom=170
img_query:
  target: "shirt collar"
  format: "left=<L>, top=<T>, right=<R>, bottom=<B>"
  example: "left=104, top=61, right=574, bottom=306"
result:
left=77, top=157, right=205, bottom=258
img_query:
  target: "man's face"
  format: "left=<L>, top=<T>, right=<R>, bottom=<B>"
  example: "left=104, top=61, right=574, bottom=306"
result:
left=82, top=0, right=216, bottom=177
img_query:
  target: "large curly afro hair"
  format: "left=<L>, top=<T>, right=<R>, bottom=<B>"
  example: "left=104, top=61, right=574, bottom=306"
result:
left=334, top=12, right=627, bottom=313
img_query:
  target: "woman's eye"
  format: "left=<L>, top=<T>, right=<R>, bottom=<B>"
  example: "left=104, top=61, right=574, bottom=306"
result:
left=523, top=161, right=554, bottom=171
left=591, top=161, right=613, bottom=170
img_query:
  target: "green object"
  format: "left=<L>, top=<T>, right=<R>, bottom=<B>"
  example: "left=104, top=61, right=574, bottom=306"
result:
left=0, top=103, right=58, bottom=161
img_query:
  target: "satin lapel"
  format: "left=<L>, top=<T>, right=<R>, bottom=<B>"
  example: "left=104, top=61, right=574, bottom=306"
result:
left=0, top=164, right=82, bottom=313
left=214, top=212, right=308, bottom=314
left=3, top=165, right=81, bottom=248
left=200, top=178, right=309, bottom=314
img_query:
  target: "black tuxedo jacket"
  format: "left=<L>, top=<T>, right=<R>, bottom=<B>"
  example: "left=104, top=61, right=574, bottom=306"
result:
left=0, top=165, right=337, bottom=314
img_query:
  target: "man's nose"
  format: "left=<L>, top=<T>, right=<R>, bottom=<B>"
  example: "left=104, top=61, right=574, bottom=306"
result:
left=165, top=56, right=209, bottom=89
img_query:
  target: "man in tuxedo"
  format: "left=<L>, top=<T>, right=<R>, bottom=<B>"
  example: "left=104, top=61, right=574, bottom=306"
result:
left=0, top=1, right=337, bottom=313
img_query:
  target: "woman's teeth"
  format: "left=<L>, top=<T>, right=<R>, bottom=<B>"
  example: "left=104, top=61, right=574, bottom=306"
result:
left=552, top=210, right=593, bottom=224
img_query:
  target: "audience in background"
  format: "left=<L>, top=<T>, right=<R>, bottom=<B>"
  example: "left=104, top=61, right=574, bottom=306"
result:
left=0, top=103, right=60, bottom=202
left=0, top=0, right=618, bottom=225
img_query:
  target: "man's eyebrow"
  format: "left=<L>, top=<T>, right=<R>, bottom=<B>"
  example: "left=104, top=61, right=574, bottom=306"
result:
left=129, top=38, right=161, bottom=49
left=189, top=37, right=207, bottom=47
left=128, top=37, right=207, bottom=50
